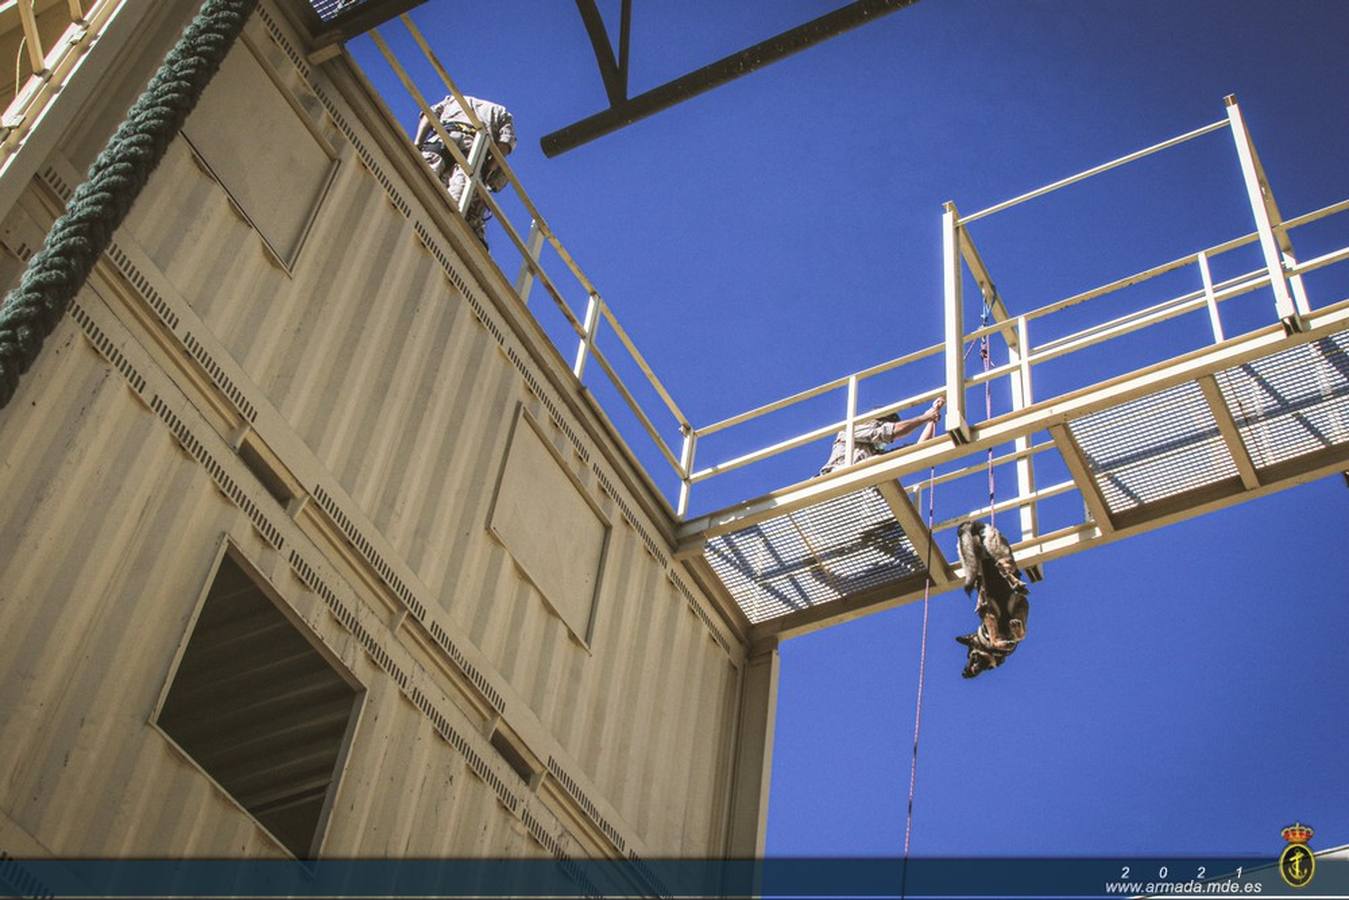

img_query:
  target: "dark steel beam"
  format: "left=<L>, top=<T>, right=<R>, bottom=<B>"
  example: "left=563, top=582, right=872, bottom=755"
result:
left=574, top=0, right=626, bottom=105
left=619, top=0, right=631, bottom=89
left=542, top=0, right=920, bottom=157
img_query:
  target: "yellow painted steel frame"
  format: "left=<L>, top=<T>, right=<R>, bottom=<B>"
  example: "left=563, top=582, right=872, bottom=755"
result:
left=1, top=0, right=117, bottom=155
left=687, top=300, right=1349, bottom=644
left=680, top=99, right=1347, bottom=526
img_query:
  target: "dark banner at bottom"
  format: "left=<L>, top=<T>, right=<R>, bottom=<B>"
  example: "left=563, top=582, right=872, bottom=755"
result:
left=2, top=855, right=1346, bottom=898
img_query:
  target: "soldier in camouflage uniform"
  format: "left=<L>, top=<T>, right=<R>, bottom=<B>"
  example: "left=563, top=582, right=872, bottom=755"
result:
left=818, top=397, right=944, bottom=476
left=414, top=94, right=516, bottom=247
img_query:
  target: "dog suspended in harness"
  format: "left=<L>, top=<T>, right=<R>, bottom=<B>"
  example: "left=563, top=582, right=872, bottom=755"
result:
left=954, top=520, right=1030, bottom=678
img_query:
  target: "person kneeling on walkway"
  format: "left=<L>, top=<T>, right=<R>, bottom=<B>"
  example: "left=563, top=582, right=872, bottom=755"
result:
left=818, top=397, right=944, bottom=476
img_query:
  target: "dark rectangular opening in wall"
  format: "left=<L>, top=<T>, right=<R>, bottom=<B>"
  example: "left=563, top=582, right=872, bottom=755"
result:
left=239, top=440, right=294, bottom=508
left=490, top=729, right=535, bottom=785
left=157, top=551, right=360, bottom=858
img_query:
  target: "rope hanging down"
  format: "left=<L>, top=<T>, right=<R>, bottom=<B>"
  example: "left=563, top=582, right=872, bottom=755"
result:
left=0, top=0, right=258, bottom=410
left=902, top=301, right=997, bottom=894
left=900, top=464, right=937, bottom=858
left=900, top=412, right=942, bottom=897
left=958, top=300, right=999, bottom=525
left=978, top=303, right=997, bottom=526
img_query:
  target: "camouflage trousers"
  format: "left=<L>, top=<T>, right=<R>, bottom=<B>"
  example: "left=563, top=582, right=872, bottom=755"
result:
left=421, top=149, right=488, bottom=245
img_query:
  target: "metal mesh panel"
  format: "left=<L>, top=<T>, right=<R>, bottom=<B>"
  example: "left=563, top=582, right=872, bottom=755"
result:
left=309, top=0, right=374, bottom=22
left=703, top=487, right=924, bottom=625
left=1215, top=330, right=1349, bottom=468
left=1068, top=381, right=1237, bottom=513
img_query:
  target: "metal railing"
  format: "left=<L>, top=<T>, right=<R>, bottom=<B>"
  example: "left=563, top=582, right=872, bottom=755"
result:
left=366, top=14, right=693, bottom=508
left=675, top=95, right=1348, bottom=530
left=356, top=23, right=1349, bottom=530
left=1, top=0, right=115, bottom=159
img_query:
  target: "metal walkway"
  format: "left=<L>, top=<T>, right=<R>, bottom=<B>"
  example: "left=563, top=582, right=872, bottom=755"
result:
left=671, top=96, right=1349, bottom=644
left=682, top=315, right=1349, bottom=642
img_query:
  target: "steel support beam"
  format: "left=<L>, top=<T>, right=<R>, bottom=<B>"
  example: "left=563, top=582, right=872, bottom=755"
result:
left=1197, top=374, right=1261, bottom=490
left=1049, top=423, right=1116, bottom=535
left=958, top=227, right=1018, bottom=351
left=1008, top=316, right=1039, bottom=541
left=574, top=0, right=630, bottom=106
left=749, top=572, right=932, bottom=646
left=1225, top=95, right=1300, bottom=330
left=749, top=440, right=1349, bottom=643
left=541, top=0, right=920, bottom=156
left=943, top=201, right=970, bottom=441
left=877, top=480, right=957, bottom=585
left=725, top=641, right=779, bottom=858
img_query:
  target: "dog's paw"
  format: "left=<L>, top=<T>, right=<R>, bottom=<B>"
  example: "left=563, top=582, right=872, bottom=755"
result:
left=1008, top=618, right=1026, bottom=641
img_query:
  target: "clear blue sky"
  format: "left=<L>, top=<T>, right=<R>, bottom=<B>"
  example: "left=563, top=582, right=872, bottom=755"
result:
left=352, top=0, right=1349, bottom=860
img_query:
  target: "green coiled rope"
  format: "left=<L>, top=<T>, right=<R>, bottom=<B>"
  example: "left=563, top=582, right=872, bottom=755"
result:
left=0, top=0, right=258, bottom=409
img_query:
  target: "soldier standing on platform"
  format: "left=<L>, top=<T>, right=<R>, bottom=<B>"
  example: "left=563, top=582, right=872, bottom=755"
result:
left=415, top=93, right=516, bottom=247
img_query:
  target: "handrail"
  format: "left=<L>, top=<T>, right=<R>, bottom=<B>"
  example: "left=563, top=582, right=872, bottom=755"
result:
left=685, top=193, right=1346, bottom=515
left=920, top=440, right=1055, bottom=491
left=1032, top=269, right=1267, bottom=356
left=932, top=479, right=1076, bottom=534
left=1289, top=245, right=1349, bottom=276
left=587, top=343, right=683, bottom=473
left=959, top=118, right=1230, bottom=225
left=696, top=342, right=943, bottom=437
left=961, top=197, right=1349, bottom=348
left=370, top=13, right=696, bottom=496
left=675, top=102, right=1346, bottom=528
left=689, top=386, right=945, bottom=484
left=398, top=15, right=600, bottom=298
left=599, top=303, right=691, bottom=429
left=1, top=0, right=115, bottom=155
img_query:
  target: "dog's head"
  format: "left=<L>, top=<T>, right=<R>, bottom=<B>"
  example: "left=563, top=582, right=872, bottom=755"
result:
left=955, top=631, right=1012, bottom=679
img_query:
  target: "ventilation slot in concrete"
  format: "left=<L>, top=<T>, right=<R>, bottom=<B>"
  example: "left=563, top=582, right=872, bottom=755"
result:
left=489, top=728, right=536, bottom=785
left=238, top=439, right=293, bottom=508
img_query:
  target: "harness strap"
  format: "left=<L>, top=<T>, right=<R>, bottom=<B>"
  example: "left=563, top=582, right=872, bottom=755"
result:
left=419, top=121, right=479, bottom=152
left=976, top=621, right=1022, bottom=654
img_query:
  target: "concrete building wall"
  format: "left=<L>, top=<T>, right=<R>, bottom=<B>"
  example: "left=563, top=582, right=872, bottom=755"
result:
left=0, top=0, right=754, bottom=872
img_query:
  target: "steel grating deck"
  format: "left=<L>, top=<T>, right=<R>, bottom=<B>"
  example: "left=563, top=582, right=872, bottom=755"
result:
left=1218, top=331, right=1349, bottom=468
left=703, top=487, right=925, bottom=624
left=308, top=0, right=373, bottom=22
left=1071, top=329, right=1349, bottom=512
left=1069, top=380, right=1239, bottom=512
